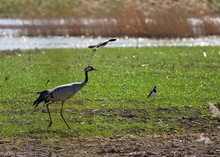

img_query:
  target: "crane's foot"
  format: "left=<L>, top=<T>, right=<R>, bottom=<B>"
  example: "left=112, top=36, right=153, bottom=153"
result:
left=47, top=121, right=52, bottom=128
left=67, top=125, right=72, bottom=130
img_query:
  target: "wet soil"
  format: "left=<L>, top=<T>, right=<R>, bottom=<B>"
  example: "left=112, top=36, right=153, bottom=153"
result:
left=1, top=106, right=220, bottom=157
left=1, top=102, right=220, bottom=156
left=1, top=131, right=220, bottom=157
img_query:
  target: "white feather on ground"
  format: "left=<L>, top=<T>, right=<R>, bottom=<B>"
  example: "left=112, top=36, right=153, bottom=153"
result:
left=196, top=133, right=212, bottom=144
left=208, top=101, right=220, bottom=118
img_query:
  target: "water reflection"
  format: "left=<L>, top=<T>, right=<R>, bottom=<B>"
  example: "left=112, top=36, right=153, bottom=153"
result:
left=1, top=18, right=220, bottom=50
left=1, top=17, right=220, bottom=37
left=0, top=18, right=118, bottom=26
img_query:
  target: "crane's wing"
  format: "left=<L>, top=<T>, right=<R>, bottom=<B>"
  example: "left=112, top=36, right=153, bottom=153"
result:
left=33, top=90, right=49, bottom=108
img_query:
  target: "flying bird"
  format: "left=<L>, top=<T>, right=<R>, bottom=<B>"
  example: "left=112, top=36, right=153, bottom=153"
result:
left=88, top=38, right=116, bottom=51
left=33, top=66, right=96, bottom=130
left=147, top=86, right=157, bottom=98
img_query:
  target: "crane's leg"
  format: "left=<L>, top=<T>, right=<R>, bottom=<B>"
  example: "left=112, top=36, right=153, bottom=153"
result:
left=60, top=101, right=71, bottom=130
left=46, top=102, right=53, bottom=128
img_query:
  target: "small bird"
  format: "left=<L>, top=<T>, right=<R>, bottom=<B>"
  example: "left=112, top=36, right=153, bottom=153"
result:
left=33, top=66, right=96, bottom=130
left=147, top=86, right=157, bottom=98
left=88, top=38, right=116, bottom=51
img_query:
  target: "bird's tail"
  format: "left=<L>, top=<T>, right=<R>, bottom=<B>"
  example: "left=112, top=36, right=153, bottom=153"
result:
left=33, top=90, right=49, bottom=108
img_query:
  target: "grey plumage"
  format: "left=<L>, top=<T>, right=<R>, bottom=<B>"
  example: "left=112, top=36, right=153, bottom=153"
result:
left=88, top=38, right=116, bottom=51
left=33, top=66, right=96, bottom=130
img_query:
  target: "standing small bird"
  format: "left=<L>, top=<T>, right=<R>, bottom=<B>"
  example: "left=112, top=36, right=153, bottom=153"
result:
left=88, top=38, right=116, bottom=51
left=147, top=86, right=157, bottom=98
left=33, top=66, right=96, bottom=130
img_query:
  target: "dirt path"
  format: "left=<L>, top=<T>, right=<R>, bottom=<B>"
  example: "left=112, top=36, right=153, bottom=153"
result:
left=1, top=131, right=220, bottom=157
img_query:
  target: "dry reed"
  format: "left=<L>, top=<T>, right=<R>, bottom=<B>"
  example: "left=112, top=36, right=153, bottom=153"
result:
left=2, top=0, right=220, bottom=37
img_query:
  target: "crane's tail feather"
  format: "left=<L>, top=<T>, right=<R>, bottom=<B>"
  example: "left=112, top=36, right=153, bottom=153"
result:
left=33, top=90, right=49, bottom=108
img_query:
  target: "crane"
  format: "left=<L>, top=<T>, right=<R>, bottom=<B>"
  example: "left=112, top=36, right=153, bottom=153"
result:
left=88, top=38, right=116, bottom=51
left=33, top=66, right=97, bottom=130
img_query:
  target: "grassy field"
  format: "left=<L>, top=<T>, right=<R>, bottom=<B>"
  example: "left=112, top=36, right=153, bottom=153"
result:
left=0, top=47, right=220, bottom=139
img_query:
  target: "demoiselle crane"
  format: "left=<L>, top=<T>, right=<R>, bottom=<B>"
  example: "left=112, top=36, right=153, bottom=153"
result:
left=33, top=66, right=96, bottom=130
left=88, top=38, right=116, bottom=51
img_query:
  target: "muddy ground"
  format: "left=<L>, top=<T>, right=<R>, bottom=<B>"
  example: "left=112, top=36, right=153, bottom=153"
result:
left=0, top=104, right=220, bottom=156
left=1, top=131, right=220, bottom=156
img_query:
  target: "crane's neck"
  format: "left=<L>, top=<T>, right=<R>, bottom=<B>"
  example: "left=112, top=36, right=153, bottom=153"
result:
left=81, top=70, right=89, bottom=86
left=85, top=71, right=89, bottom=83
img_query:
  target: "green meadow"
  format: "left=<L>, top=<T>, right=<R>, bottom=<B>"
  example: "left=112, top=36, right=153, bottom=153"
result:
left=0, top=47, right=219, bottom=139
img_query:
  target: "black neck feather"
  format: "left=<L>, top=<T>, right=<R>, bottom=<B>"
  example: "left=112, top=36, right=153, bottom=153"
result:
left=84, top=70, right=89, bottom=83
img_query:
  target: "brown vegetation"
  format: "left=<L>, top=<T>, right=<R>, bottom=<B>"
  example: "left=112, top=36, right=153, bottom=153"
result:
left=1, top=0, right=220, bottom=37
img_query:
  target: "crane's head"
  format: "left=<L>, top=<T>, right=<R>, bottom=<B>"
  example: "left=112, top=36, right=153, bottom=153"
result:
left=85, top=66, right=97, bottom=72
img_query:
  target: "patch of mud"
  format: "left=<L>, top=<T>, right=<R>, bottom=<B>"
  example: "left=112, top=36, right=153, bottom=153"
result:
left=1, top=132, right=220, bottom=156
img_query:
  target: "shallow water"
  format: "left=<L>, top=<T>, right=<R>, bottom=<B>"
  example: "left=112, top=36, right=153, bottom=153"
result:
left=1, top=17, right=220, bottom=50
left=0, top=36, right=220, bottom=50
left=1, top=17, right=220, bottom=36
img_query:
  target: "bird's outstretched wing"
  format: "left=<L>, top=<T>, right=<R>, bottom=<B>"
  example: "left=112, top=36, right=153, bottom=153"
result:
left=33, top=90, right=49, bottom=108
left=88, top=38, right=117, bottom=49
left=108, top=38, right=117, bottom=42
left=88, top=45, right=96, bottom=48
left=97, top=41, right=108, bottom=47
left=99, top=39, right=116, bottom=46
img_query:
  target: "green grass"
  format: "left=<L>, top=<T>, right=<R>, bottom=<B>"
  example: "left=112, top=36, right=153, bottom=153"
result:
left=0, top=47, right=220, bottom=139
